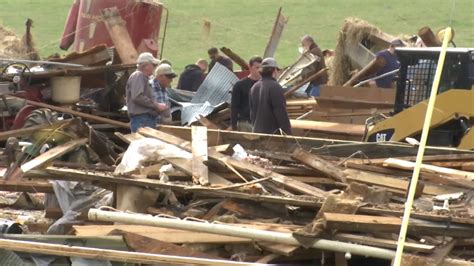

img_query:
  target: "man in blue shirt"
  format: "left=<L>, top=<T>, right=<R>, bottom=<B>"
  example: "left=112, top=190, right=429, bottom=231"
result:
left=150, top=64, right=176, bottom=125
left=374, top=39, right=403, bottom=88
left=344, top=39, right=404, bottom=88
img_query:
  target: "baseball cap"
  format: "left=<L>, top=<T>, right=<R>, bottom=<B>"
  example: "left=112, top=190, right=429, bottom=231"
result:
left=155, top=64, right=177, bottom=78
left=137, top=52, right=160, bottom=65
left=390, top=39, right=405, bottom=47
left=261, top=57, right=280, bottom=70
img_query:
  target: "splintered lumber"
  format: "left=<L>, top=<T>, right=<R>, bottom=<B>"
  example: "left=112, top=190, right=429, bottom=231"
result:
left=102, top=7, right=138, bottom=64
left=0, top=238, right=247, bottom=266
left=27, top=100, right=129, bottom=128
left=73, top=225, right=250, bottom=244
left=292, top=148, right=347, bottom=183
left=192, top=126, right=209, bottom=185
left=343, top=168, right=464, bottom=197
left=383, top=158, right=474, bottom=182
left=290, top=120, right=364, bottom=137
left=165, top=157, right=231, bottom=185
left=323, top=213, right=474, bottom=238
left=0, top=179, right=54, bottom=193
left=20, top=138, right=88, bottom=173
left=138, top=127, right=328, bottom=197
left=220, top=47, right=249, bottom=70
left=284, top=68, right=328, bottom=98
left=122, top=232, right=222, bottom=259
left=349, top=153, right=474, bottom=166
left=39, top=166, right=187, bottom=191
left=333, top=233, right=435, bottom=253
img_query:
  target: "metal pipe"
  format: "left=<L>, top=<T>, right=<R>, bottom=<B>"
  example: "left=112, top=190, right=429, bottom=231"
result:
left=88, top=209, right=396, bottom=260
left=0, top=58, right=83, bottom=68
left=354, top=68, right=399, bottom=87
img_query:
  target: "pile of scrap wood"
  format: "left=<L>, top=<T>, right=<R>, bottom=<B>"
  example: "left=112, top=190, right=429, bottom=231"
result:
left=0, top=121, right=472, bottom=265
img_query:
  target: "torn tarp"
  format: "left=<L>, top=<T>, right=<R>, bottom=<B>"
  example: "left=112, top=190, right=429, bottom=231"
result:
left=180, top=63, right=238, bottom=125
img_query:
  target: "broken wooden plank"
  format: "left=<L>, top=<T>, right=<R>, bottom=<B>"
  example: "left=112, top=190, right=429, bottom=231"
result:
left=383, top=158, right=474, bottom=181
left=102, top=7, right=138, bottom=63
left=121, top=231, right=221, bottom=259
left=349, top=153, right=474, bottom=166
left=27, top=100, right=129, bottom=128
left=333, top=233, right=435, bottom=253
left=73, top=225, right=251, bottom=244
left=192, top=126, right=209, bottom=185
left=343, top=168, right=464, bottom=197
left=429, top=239, right=457, bottom=266
left=138, top=127, right=328, bottom=197
left=292, top=148, right=347, bottom=183
left=0, top=179, right=54, bottom=193
left=165, top=157, right=231, bottom=186
left=20, top=138, right=88, bottom=173
left=323, top=213, right=474, bottom=238
left=0, top=238, right=244, bottom=265
left=258, top=242, right=299, bottom=256
left=290, top=120, right=365, bottom=137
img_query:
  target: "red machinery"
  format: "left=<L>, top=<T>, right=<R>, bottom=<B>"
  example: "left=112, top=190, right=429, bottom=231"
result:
left=60, top=0, right=167, bottom=57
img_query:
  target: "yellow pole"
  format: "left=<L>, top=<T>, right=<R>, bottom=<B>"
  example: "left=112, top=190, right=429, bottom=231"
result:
left=392, top=27, right=453, bottom=265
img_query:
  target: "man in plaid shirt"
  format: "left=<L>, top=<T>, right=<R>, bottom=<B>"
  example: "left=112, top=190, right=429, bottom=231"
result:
left=150, top=64, right=176, bottom=124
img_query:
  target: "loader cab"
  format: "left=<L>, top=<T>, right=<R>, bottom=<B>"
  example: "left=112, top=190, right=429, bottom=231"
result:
left=394, top=47, right=474, bottom=114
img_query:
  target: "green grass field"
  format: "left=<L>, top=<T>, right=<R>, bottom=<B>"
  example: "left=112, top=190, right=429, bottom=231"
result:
left=0, top=0, right=472, bottom=72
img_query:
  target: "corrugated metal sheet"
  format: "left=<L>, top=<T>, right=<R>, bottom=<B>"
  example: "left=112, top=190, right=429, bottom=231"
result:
left=181, top=63, right=238, bottom=125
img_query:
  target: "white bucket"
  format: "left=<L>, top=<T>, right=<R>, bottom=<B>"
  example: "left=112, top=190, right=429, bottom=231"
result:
left=51, top=76, right=81, bottom=104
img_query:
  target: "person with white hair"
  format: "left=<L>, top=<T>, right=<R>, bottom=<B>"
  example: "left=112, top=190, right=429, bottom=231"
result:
left=150, top=63, right=176, bottom=125
left=126, top=52, right=166, bottom=132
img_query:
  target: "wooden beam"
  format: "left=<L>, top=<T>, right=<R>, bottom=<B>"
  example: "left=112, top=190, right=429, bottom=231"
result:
left=73, top=225, right=250, bottom=244
left=122, top=231, right=221, bottom=259
left=292, top=148, right=347, bottom=183
left=290, top=120, right=364, bottom=137
left=323, top=213, right=474, bottom=238
left=27, top=100, right=129, bottom=128
left=165, top=157, right=231, bottom=185
left=138, top=127, right=328, bottom=197
left=20, top=138, right=88, bottom=173
left=383, top=158, right=474, bottom=181
left=192, top=126, right=209, bottom=185
left=0, top=238, right=247, bottom=265
left=0, top=179, right=54, bottom=193
left=333, top=233, right=434, bottom=253
left=102, top=7, right=138, bottom=64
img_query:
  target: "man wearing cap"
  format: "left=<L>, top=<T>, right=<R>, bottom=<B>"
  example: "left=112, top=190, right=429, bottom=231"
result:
left=231, top=56, right=262, bottom=131
left=126, top=52, right=165, bottom=132
left=151, top=63, right=176, bottom=125
left=300, top=35, right=328, bottom=97
left=344, top=39, right=403, bottom=88
left=249, top=58, right=292, bottom=135
left=372, top=39, right=403, bottom=88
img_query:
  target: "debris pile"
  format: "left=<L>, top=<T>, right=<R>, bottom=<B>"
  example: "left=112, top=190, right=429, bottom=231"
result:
left=0, top=121, right=471, bottom=265
left=0, top=2, right=471, bottom=265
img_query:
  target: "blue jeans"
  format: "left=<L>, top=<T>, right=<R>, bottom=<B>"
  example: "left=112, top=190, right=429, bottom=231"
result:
left=308, top=84, right=321, bottom=97
left=130, top=113, right=157, bottom=132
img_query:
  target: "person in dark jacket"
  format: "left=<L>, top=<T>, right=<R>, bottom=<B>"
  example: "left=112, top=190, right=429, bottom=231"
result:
left=249, top=58, right=292, bottom=135
left=231, top=56, right=262, bottom=131
left=208, top=47, right=233, bottom=71
left=300, top=35, right=328, bottom=97
left=176, top=59, right=208, bottom=92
